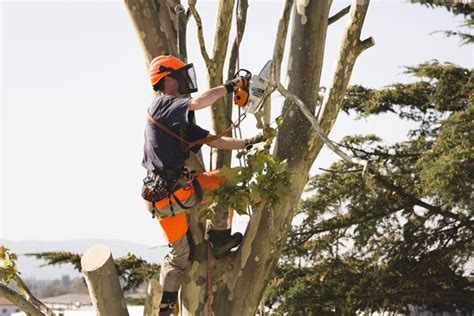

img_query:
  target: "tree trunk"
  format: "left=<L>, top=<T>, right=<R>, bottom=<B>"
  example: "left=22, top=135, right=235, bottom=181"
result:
left=125, top=0, right=372, bottom=314
left=225, top=2, right=332, bottom=314
left=124, top=0, right=187, bottom=63
left=81, top=245, right=129, bottom=316
left=143, top=278, right=162, bottom=316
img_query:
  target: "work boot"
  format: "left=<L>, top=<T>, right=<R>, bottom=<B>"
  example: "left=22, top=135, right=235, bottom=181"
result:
left=159, top=306, right=173, bottom=316
left=208, top=229, right=243, bottom=259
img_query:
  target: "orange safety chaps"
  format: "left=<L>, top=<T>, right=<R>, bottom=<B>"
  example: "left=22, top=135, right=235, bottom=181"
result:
left=144, top=170, right=233, bottom=243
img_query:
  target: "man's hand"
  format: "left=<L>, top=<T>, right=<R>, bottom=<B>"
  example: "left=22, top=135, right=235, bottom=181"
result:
left=244, top=133, right=267, bottom=149
left=224, top=76, right=249, bottom=94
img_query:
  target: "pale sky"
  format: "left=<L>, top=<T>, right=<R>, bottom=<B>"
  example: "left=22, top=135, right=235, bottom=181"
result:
left=1, top=0, right=472, bottom=247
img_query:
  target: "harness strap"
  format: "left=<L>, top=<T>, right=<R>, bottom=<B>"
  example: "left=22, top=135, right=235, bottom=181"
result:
left=147, top=110, right=244, bottom=150
left=147, top=110, right=190, bottom=146
left=170, top=176, right=204, bottom=210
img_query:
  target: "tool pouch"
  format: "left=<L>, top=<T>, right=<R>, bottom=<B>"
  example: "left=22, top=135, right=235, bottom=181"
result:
left=141, top=173, right=175, bottom=203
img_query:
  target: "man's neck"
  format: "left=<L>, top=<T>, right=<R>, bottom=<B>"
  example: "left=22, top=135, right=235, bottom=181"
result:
left=163, top=90, right=181, bottom=98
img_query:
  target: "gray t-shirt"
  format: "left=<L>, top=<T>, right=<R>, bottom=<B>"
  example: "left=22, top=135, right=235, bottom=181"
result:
left=142, top=95, right=209, bottom=173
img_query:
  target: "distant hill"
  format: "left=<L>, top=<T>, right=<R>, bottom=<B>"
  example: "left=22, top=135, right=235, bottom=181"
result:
left=0, top=239, right=168, bottom=280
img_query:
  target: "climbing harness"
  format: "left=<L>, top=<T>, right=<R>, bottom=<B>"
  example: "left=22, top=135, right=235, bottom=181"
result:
left=142, top=168, right=203, bottom=218
left=143, top=105, right=244, bottom=219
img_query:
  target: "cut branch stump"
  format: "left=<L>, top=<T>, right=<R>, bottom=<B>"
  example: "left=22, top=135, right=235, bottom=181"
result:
left=81, top=244, right=129, bottom=316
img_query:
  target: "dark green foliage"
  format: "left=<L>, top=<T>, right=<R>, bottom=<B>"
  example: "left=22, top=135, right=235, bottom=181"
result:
left=418, top=106, right=474, bottom=210
left=268, top=62, right=474, bottom=314
left=26, top=251, right=160, bottom=292
left=343, top=62, right=473, bottom=120
left=26, top=251, right=82, bottom=272
left=115, top=253, right=160, bottom=292
left=412, top=0, right=473, bottom=17
left=411, top=0, right=473, bottom=44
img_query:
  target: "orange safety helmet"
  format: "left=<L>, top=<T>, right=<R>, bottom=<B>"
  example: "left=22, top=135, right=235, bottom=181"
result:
left=149, top=55, right=198, bottom=94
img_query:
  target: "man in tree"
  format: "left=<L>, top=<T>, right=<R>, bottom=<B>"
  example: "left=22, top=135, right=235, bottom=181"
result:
left=141, top=55, right=264, bottom=314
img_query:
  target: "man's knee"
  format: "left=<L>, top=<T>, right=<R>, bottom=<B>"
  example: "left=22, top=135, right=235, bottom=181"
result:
left=159, top=234, right=191, bottom=294
left=167, top=234, right=191, bottom=269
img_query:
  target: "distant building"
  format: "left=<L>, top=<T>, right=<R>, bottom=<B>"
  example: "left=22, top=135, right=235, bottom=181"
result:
left=40, top=294, right=92, bottom=310
left=0, top=298, right=21, bottom=316
left=7, top=293, right=145, bottom=316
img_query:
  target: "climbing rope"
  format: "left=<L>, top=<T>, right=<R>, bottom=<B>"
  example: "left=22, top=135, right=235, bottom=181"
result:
left=207, top=242, right=213, bottom=315
left=174, top=4, right=185, bottom=58
left=207, top=1, right=243, bottom=314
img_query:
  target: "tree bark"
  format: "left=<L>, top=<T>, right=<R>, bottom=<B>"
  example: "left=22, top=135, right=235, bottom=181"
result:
left=143, top=278, right=162, bottom=316
left=81, top=245, right=129, bottom=316
left=206, top=0, right=236, bottom=169
left=12, top=275, right=55, bottom=316
left=0, top=285, right=44, bottom=316
left=220, top=3, right=332, bottom=313
left=125, top=0, right=187, bottom=63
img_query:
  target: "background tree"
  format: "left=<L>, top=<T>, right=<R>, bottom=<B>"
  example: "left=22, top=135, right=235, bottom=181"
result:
left=266, top=61, right=473, bottom=314
left=265, top=3, right=474, bottom=313
left=411, top=0, right=473, bottom=44
left=27, top=251, right=160, bottom=293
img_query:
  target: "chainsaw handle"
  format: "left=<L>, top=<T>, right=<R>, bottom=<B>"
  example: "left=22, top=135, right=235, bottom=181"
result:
left=234, top=69, right=252, bottom=80
left=232, top=69, right=252, bottom=108
left=234, top=77, right=249, bottom=89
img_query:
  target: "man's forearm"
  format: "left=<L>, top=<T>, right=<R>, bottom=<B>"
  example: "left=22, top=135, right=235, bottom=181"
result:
left=208, top=136, right=245, bottom=150
left=189, top=86, right=227, bottom=111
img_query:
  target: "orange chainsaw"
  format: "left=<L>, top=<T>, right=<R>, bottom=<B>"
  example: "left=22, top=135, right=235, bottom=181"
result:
left=233, top=60, right=272, bottom=114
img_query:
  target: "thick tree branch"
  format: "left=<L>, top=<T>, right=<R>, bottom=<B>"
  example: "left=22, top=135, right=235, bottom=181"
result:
left=188, top=1, right=211, bottom=67
left=227, top=0, right=249, bottom=81
left=272, top=0, right=375, bottom=190
left=317, top=0, right=374, bottom=124
left=372, top=171, right=467, bottom=223
left=208, top=0, right=237, bottom=168
left=0, top=285, right=43, bottom=316
left=271, top=0, right=294, bottom=84
left=0, top=276, right=54, bottom=316
left=211, top=0, right=236, bottom=67
left=357, top=36, right=376, bottom=54
left=124, top=0, right=171, bottom=62
left=328, top=5, right=351, bottom=25
left=13, top=275, right=54, bottom=315
left=275, top=80, right=372, bottom=172
left=158, top=2, right=179, bottom=57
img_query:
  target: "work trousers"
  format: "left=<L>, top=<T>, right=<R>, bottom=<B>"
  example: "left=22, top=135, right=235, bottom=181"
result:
left=160, top=211, right=233, bottom=296
left=144, top=170, right=233, bottom=296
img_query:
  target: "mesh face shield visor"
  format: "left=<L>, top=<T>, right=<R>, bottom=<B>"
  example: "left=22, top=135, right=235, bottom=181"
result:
left=171, top=63, right=198, bottom=95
